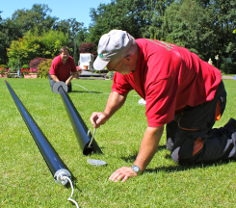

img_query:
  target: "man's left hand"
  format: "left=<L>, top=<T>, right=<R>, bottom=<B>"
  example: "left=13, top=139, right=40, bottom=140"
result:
left=109, top=167, right=137, bottom=182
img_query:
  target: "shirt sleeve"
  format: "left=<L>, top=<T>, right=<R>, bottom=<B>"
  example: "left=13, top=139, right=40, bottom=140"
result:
left=145, top=77, right=177, bottom=127
left=111, top=72, right=133, bottom=95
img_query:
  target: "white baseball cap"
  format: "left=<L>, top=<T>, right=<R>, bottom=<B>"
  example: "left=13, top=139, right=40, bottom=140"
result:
left=93, top=29, right=135, bottom=70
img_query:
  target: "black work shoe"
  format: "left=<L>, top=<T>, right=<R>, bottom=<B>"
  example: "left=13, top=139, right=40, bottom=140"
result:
left=223, top=118, right=236, bottom=135
left=210, top=118, right=236, bottom=138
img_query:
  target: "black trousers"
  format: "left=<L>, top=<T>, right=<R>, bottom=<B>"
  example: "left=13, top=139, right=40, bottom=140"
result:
left=167, top=82, right=231, bottom=164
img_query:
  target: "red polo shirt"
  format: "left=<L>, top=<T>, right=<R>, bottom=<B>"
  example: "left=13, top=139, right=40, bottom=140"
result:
left=112, top=39, right=222, bottom=127
left=49, top=55, right=77, bottom=82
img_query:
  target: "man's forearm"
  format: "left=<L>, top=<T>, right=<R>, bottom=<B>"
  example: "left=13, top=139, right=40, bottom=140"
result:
left=103, top=91, right=126, bottom=119
left=65, top=72, right=78, bottom=84
left=50, top=74, right=60, bottom=82
left=134, top=126, right=164, bottom=171
left=65, top=75, right=74, bottom=84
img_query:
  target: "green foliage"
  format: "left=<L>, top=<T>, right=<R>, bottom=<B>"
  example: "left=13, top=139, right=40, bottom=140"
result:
left=37, top=59, right=52, bottom=78
left=7, top=30, right=68, bottom=70
left=1, top=1, right=235, bottom=73
left=88, top=0, right=235, bottom=72
left=0, top=64, right=7, bottom=69
left=88, top=0, right=162, bottom=42
left=88, top=0, right=175, bottom=41
left=11, top=4, right=56, bottom=35
left=53, top=18, right=86, bottom=63
left=0, top=64, right=7, bottom=76
left=1, top=4, right=86, bottom=67
left=39, top=30, right=69, bottom=57
left=1, top=78, right=236, bottom=207
left=162, top=0, right=210, bottom=57
left=220, top=57, right=236, bottom=74
left=1, top=4, right=57, bottom=65
left=21, top=64, right=29, bottom=68
left=7, top=33, right=41, bottom=69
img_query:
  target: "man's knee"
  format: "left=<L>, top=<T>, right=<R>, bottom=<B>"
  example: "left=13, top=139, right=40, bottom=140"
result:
left=171, top=137, right=204, bottom=165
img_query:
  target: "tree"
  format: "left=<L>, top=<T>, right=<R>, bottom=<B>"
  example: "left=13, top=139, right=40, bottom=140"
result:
left=0, top=13, right=7, bottom=64
left=140, top=0, right=174, bottom=39
left=68, top=18, right=84, bottom=64
left=162, top=0, right=213, bottom=58
left=211, top=0, right=236, bottom=71
left=2, top=1, right=235, bottom=73
left=7, top=35, right=39, bottom=71
left=11, top=4, right=56, bottom=35
left=7, top=30, right=68, bottom=70
left=194, top=0, right=236, bottom=71
left=0, top=15, right=22, bottom=64
left=88, top=0, right=175, bottom=42
left=53, top=18, right=86, bottom=63
left=39, top=30, right=69, bottom=57
left=0, top=4, right=57, bottom=65
left=88, top=0, right=148, bottom=42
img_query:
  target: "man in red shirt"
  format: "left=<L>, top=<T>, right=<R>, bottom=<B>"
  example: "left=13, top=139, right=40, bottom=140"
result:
left=49, top=46, right=78, bottom=92
left=90, top=29, right=236, bottom=182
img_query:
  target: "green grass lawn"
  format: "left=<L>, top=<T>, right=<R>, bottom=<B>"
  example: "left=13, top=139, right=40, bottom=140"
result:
left=1, top=78, right=236, bottom=208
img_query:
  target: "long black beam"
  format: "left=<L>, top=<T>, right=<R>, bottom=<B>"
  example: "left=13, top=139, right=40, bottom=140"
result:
left=5, top=80, right=72, bottom=185
left=53, top=81, right=102, bottom=155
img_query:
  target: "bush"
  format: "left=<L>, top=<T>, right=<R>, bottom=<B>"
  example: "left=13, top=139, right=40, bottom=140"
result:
left=0, top=64, right=7, bottom=76
left=20, top=68, right=30, bottom=75
left=22, top=64, right=29, bottom=69
left=220, top=57, right=236, bottom=74
left=37, top=59, right=52, bottom=78
left=79, top=42, right=97, bottom=55
left=29, top=57, right=47, bottom=72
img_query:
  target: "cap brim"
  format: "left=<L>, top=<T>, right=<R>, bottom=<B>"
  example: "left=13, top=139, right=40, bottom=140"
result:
left=93, top=56, right=109, bottom=71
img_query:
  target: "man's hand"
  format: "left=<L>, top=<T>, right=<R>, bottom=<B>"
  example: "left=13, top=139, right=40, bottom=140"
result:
left=65, top=75, right=74, bottom=85
left=90, top=112, right=108, bottom=128
left=109, top=166, right=138, bottom=182
left=72, top=71, right=80, bottom=78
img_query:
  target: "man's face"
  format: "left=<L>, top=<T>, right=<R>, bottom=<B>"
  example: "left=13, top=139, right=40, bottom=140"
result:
left=107, top=53, right=138, bottom=74
left=60, top=50, right=69, bottom=62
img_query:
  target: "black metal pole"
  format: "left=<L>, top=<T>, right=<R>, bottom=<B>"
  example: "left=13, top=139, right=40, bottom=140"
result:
left=5, top=81, right=72, bottom=185
left=53, top=82, right=102, bottom=155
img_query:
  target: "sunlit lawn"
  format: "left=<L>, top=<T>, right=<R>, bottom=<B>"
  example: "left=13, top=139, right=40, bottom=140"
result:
left=1, top=77, right=236, bottom=208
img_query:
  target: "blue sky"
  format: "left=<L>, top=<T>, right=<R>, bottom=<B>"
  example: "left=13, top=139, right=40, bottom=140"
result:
left=0, top=0, right=111, bottom=27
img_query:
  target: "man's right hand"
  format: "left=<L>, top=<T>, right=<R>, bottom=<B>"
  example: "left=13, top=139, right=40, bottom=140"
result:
left=90, top=112, right=108, bottom=128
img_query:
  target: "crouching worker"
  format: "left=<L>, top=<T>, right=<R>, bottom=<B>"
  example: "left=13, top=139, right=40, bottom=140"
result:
left=90, top=29, right=236, bottom=182
left=49, top=46, right=78, bottom=92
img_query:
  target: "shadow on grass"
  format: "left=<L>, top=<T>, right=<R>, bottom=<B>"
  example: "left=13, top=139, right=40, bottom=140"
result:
left=120, top=145, right=168, bottom=162
left=120, top=144, right=233, bottom=173
left=146, top=159, right=233, bottom=174
left=69, top=90, right=102, bottom=94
